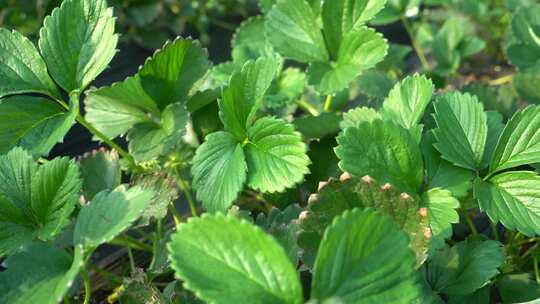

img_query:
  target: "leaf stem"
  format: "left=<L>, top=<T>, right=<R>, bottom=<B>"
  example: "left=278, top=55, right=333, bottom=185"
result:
left=323, top=95, right=333, bottom=112
left=461, top=207, right=479, bottom=235
left=401, top=16, right=430, bottom=71
left=488, top=74, right=514, bottom=86
left=126, top=246, right=136, bottom=273
left=109, top=235, right=153, bottom=252
left=535, top=255, right=540, bottom=284
left=80, top=264, right=92, bottom=304
left=297, top=98, right=320, bottom=116
left=176, top=174, right=198, bottom=217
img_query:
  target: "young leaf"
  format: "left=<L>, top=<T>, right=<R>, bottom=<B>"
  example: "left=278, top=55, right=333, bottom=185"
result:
left=138, top=37, right=211, bottom=109
left=127, top=103, right=189, bottom=161
left=131, top=173, right=179, bottom=225
left=336, top=119, right=424, bottom=194
left=266, top=0, right=329, bottom=63
left=322, top=0, right=387, bottom=54
left=191, top=132, right=247, bottom=213
left=0, top=243, right=84, bottom=304
left=381, top=74, right=434, bottom=130
left=426, top=238, right=505, bottom=295
left=167, top=214, right=303, bottom=304
left=245, top=117, right=310, bottom=193
left=0, top=148, right=81, bottom=256
left=433, top=92, right=488, bottom=171
left=299, top=176, right=430, bottom=267
left=79, top=149, right=121, bottom=201
left=474, top=171, right=540, bottom=236
left=307, top=27, right=388, bottom=94
left=340, top=106, right=382, bottom=129
left=0, top=29, right=59, bottom=98
left=0, top=96, right=77, bottom=156
left=489, top=105, right=540, bottom=174
left=422, top=188, right=460, bottom=251
left=219, top=58, right=278, bottom=140
left=74, top=186, right=154, bottom=248
left=311, top=208, right=422, bottom=303
left=39, top=0, right=118, bottom=92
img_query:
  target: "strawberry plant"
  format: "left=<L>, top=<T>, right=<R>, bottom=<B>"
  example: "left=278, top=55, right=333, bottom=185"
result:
left=0, top=0, right=539, bottom=303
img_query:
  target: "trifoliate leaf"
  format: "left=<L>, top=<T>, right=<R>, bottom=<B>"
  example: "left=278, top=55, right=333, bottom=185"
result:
left=38, top=0, right=118, bottom=92
left=0, top=96, right=77, bottom=156
left=167, top=213, right=303, bottom=304
left=131, top=173, right=178, bottom=226
left=433, top=92, right=488, bottom=171
left=308, top=27, right=388, bottom=94
left=191, top=132, right=247, bottom=213
left=507, top=6, right=540, bottom=71
left=127, top=103, right=189, bottom=161
left=311, top=208, right=422, bottom=303
left=79, top=149, right=121, bottom=201
left=322, top=0, right=387, bottom=56
left=426, top=238, right=505, bottom=295
left=340, top=107, right=382, bottom=129
left=266, top=0, right=329, bottom=63
left=85, top=38, right=209, bottom=139
left=138, top=37, right=210, bottom=109
left=255, top=205, right=302, bottom=264
left=489, top=105, right=540, bottom=174
left=74, top=186, right=154, bottom=248
left=0, top=148, right=81, bottom=256
left=0, top=29, right=59, bottom=98
left=381, top=74, right=434, bottom=130
left=422, top=188, right=460, bottom=251
left=474, top=171, right=540, bottom=236
left=219, top=58, right=278, bottom=140
left=336, top=119, right=424, bottom=194
left=245, top=117, right=310, bottom=193
left=0, top=243, right=84, bottom=304
left=299, top=176, right=430, bottom=267
left=422, top=132, right=475, bottom=198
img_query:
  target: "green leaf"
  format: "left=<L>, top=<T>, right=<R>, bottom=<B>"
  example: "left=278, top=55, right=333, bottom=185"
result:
left=308, top=27, right=388, bottom=94
left=231, top=17, right=276, bottom=65
left=0, top=29, right=59, bottom=98
left=0, top=148, right=81, bottom=256
left=127, top=103, right=189, bottom=161
left=0, top=243, right=84, bottom=304
left=340, top=106, right=382, bottom=129
left=426, top=238, right=505, bottom=295
left=38, top=0, right=118, bottom=92
left=138, top=37, right=211, bottom=109
left=371, top=0, right=421, bottom=25
left=433, top=92, right=488, bottom=171
left=496, top=273, right=540, bottom=303
left=0, top=96, right=77, bottom=156
left=514, top=71, right=540, bottom=104
left=422, top=188, right=460, bottom=251
left=322, top=0, right=387, bottom=56
left=79, top=149, right=121, bottom=200
left=167, top=213, right=303, bottom=304
left=245, top=117, right=310, bottom=193
left=299, top=176, right=430, bottom=267
left=293, top=112, right=342, bottom=139
left=255, top=205, right=303, bottom=264
left=192, top=132, right=247, bottom=213
left=381, top=74, right=434, bottom=130
left=311, top=208, right=422, bottom=303
left=432, top=19, right=464, bottom=75
left=74, top=186, right=154, bottom=248
left=474, top=171, right=540, bottom=236
left=422, top=132, right=475, bottom=198
left=131, top=173, right=178, bottom=226
left=489, top=105, right=540, bottom=174
left=356, top=70, right=395, bottom=99
left=120, top=270, right=166, bottom=304
left=266, top=0, right=329, bottom=63
left=84, top=75, right=158, bottom=139
left=507, top=6, right=540, bottom=71
left=219, top=58, right=278, bottom=140
left=336, top=119, right=424, bottom=194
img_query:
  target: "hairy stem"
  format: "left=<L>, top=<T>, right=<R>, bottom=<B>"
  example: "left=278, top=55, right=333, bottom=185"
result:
left=323, top=95, right=333, bottom=112
left=401, top=17, right=430, bottom=71
left=297, top=98, right=320, bottom=116
left=80, top=265, right=92, bottom=304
